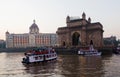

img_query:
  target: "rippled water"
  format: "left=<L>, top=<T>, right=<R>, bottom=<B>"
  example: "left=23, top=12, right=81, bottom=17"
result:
left=0, top=52, right=120, bottom=77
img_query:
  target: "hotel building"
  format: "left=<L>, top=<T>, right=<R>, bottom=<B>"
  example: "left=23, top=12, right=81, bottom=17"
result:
left=6, top=20, right=57, bottom=48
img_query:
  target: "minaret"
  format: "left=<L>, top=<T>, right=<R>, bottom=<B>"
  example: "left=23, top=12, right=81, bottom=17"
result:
left=82, top=12, right=86, bottom=20
left=66, top=15, right=70, bottom=27
left=66, top=15, right=70, bottom=23
left=88, top=17, right=91, bottom=23
left=5, top=31, right=10, bottom=48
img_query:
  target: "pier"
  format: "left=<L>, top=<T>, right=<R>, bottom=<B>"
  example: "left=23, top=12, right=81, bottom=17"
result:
left=0, top=46, right=116, bottom=55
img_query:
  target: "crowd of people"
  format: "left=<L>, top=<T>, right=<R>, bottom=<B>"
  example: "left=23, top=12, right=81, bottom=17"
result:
left=25, top=47, right=55, bottom=56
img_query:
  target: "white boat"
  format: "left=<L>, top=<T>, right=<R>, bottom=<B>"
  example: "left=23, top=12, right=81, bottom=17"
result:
left=22, top=47, right=57, bottom=64
left=78, top=49, right=102, bottom=56
left=115, top=44, right=120, bottom=54
left=78, top=40, right=102, bottom=56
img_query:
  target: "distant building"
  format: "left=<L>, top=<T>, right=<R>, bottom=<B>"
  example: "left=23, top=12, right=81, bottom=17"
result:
left=6, top=20, right=57, bottom=48
left=56, top=12, right=104, bottom=47
left=0, top=40, right=6, bottom=48
left=103, top=36, right=117, bottom=46
left=104, top=36, right=116, bottom=41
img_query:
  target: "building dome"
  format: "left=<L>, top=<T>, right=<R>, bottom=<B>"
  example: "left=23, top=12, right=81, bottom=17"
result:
left=29, top=20, right=39, bottom=34
left=6, top=31, right=9, bottom=34
left=30, top=20, right=39, bottom=29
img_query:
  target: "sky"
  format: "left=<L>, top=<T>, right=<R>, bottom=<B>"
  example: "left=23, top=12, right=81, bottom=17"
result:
left=0, top=0, right=120, bottom=40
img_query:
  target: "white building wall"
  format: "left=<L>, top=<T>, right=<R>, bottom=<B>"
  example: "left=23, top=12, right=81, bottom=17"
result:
left=6, top=34, right=13, bottom=48
left=6, top=33, right=57, bottom=48
left=29, top=34, right=35, bottom=47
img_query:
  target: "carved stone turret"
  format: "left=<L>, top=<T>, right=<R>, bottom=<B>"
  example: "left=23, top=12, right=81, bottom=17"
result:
left=66, top=15, right=70, bottom=23
left=82, top=12, right=86, bottom=20
left=88, top=17, right=91, bottom=23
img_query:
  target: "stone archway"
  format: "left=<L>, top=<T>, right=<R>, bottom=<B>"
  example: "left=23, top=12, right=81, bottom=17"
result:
left=62, top=41, right=66, bottom=46
left=72, top=32, right=80, bottom=46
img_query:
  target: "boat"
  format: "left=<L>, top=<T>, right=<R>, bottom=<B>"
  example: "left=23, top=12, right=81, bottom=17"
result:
left=22, top=47, right=57, bottom=64
left=115, top=44, right=120, bottom=54
left=78, top=40, right=102, bottom=56
left=78, top=49, right=102, bottom=56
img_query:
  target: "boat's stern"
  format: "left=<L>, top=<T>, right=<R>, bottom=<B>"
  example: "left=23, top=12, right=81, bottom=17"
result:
left=22, top=57, right=29, bottom=64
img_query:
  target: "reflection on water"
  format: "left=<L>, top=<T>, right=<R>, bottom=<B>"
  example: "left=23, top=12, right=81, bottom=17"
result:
left=24, top=62, right=57, bottom=76
left=0, top=52, right=120, bottom=77
left=58, top=55, right=103, bottom=77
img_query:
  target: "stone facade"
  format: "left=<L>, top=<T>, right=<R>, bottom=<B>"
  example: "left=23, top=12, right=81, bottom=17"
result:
left=6, top=20, right=57, bottom=48
left=56, top=12, right=104, bottom=47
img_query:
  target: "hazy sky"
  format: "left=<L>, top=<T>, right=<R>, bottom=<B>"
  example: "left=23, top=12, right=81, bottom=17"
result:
left=0, top=0, right=120, bottom=40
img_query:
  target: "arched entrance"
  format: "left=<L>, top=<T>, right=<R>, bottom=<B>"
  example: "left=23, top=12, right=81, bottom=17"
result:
left=72, top=32, right=80, bottom=46
left=62, top=41, right=66, bottom=46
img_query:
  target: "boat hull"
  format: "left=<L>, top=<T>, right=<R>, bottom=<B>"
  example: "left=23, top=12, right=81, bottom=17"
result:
left=22, top=53, right=57, bottom=64
left=78, top=50, right=102, bottom=56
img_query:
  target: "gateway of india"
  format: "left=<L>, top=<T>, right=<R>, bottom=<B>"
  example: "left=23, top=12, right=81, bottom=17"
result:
left=56, top=12, right=104, bottom=47
left=6, top=20, right=57, bottom=48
